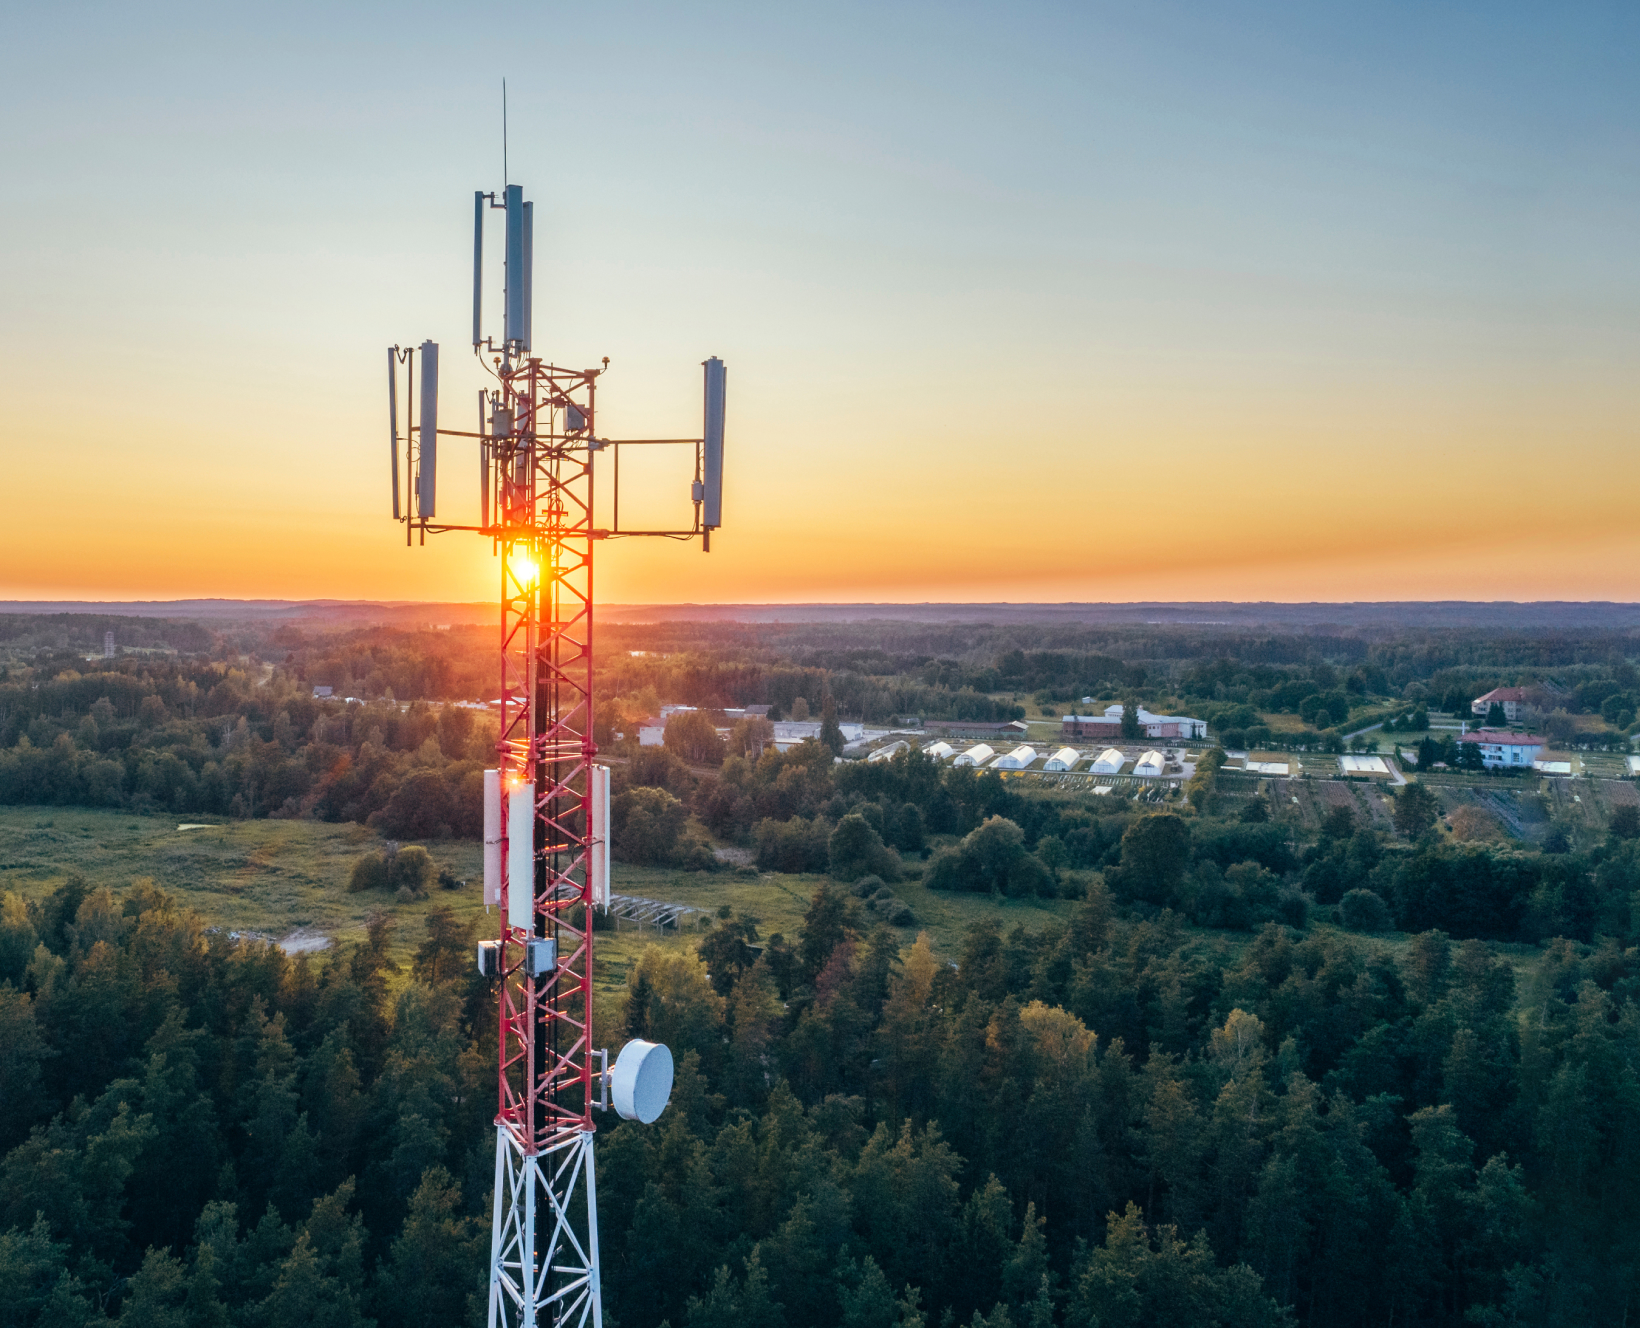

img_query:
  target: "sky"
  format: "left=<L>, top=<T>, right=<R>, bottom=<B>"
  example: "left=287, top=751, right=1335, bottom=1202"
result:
left=2, top=1, right=1637, bottom=605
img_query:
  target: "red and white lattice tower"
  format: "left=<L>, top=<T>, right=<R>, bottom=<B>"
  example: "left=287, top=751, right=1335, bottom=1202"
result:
left=387, top=179, right=727, bottom=1328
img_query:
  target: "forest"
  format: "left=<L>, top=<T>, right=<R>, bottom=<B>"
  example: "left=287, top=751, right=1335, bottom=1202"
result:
left=1, top=610, right=1639, bottom=1325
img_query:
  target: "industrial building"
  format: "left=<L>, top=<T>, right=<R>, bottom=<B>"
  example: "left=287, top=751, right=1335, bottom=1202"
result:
left=953, top=743, right=995, bottom=767
left=1062, top=704, right=1206, bottom=741
left=992, top=745, right=1037, bottom=770
left=1044, top=747, right=1081, bottom=771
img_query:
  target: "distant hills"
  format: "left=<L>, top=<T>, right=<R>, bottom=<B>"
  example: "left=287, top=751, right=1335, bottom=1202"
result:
left=3, top=599, right=1640, bottom=629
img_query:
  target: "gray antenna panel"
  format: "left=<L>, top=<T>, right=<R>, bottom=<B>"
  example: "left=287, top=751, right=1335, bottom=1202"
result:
left=387, top=348, right=401, bottom=519
left=479, top=389, right=490, bottom=528
left=504, top=185, right=525, bottom=345
left=522, top=200, right=534, bottom=352
left=418, top=340, right=439, bottom=518
left=472, top=192, right=484, bottom=347
left=702, top=357, right=727, bottom=529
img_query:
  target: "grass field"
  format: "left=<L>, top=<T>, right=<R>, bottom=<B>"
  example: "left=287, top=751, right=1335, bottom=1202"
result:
left=0, top=805, right=1084, bottom=995
left=1, top=803, right=1556, bottom=1016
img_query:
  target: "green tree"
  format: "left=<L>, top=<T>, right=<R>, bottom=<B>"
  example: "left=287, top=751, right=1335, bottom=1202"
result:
left=820, top=695, right=845, bottom=757
left=1485, top=702, right=1507, bottom=727
left=410, top=905, right=474, bottom=986
left=1394, top=783, right=1441, bottom=838
left=1117, top=813, right=1191, bottom=904
left=1120, top=701, right=1141, bottom=741
left=665, top=710, right=727, bottom=767
left=829, top=814, right=901, bottom=884
left=612, top=786, right=689, bottom=865
left=374, top=1166, right=485, bottom=1328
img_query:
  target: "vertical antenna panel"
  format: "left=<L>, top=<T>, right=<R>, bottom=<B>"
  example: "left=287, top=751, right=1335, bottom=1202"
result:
left=483, top=769, right=501, bottom=906
left=387, top=348, right=400, bottom=519
left=418, top=340, right=439, bottom=518
left=702, top=357, right=727, bottom=528
left=506, top=782, right=535, bottom=932
left=589, top=764, right=611, bottom=907
left=521, top=200, right=534, bottom=352
left=479, top=390, right=490, bottom=529
left=472, top=191, right=484, bottom=347
left=504, top=185, right=525, bottom=345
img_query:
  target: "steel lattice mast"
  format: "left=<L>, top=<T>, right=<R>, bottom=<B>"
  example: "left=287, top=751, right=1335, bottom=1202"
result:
left=386, top=176, right=727, bottom=1328
left=488, top=357, right=603, bottom=1328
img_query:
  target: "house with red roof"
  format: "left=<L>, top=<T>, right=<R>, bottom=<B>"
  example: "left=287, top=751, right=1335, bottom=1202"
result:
left=1459, top=729, right=1545, bottom=769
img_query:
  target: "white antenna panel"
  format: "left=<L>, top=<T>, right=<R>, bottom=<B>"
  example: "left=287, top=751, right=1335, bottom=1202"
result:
left=483, top=769, right=501, bottom=907
left=589, top=764, right=610, bottom=908
left=507, top=781, right=535, bottom=931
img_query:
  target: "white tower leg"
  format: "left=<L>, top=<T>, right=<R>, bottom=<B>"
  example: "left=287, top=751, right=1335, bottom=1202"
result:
left=489, top=1125, right=603, bottom=1328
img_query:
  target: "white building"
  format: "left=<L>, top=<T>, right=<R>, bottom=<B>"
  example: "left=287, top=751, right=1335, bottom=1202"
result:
left=1246, top=761, right=1289, bottom=776
left=1458, top=729, right=1546, bottom=769
left=1044, top=747, right=1081, bottom=771
left=1625, top=755, right=1640, bottom=777
left=953, top=743, right=995, bottom=768
left=1089, top=748, right=1125, bottom=774
left=1534, top=760, right=1572, bottom=775
left=1339, top=754, right=1389, bottom=776
left=924, top=741, right=955, bottom=760
left=992, top=745, right=1037, bottom=770
left=1134, top=750, right=1166, bottom=777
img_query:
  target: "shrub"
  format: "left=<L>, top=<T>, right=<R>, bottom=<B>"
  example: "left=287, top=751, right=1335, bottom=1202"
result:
left=755, top=816, right=832, bottom=873
left=348, top=853, right=389, bottom=893
left=1341, top=888, right=1393, bottom=933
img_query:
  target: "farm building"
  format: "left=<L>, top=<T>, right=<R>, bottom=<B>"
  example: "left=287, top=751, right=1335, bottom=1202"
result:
left=1534, top=760, right=1572, bottom=774
left=1247, top=761, right=1289, bottom=775
left=992, top=745, right=1037, bottom=770
left=953, top=744, right=995, bottom=767
left=1134, top=750, right=1166, bottom=776
left=923, top=741, right=955, bottom=760
left=1089, top=749, right=1125, bottom=774
left=1471, top=687, right=1533, bottom=722
left=1044, top=747, right=1081, bottom=771
left=1458, top=729, right=1546, bottom=769
left=868, top=741, right=908, bottom=763
left=1062, top=705, right=1207, bottom=741
left=924, top=719, right=1030, bottom=740
left=1629, top=755, right=1640, bottom=777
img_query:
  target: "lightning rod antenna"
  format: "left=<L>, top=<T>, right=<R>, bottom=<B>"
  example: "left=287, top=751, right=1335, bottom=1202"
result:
left=502, top=78, right=508, bottom=187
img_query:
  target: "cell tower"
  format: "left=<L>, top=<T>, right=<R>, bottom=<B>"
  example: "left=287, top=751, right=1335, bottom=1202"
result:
left=385, top=174, right=728, bottom=1327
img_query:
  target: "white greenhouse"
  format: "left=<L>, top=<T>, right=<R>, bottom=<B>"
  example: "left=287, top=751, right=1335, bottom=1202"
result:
left=953, top=743, right=995, bottom=767
left=1134, top=750, right=1166, bottom=776
left=991, top=745, right=1037, bottom=770
left=923, top=741, right=955, bottom=760
left=1044, top=747, right=1081, bottom=771
left=1089, top=748, right=1125, bottom=774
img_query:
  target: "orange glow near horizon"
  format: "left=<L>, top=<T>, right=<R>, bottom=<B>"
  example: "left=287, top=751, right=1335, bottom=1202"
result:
left=3, top=10, right=1637, bottom=610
